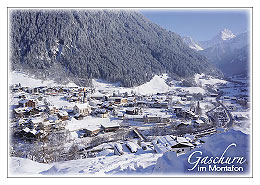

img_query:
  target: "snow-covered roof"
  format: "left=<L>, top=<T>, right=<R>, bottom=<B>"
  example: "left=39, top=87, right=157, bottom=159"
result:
left=90, top=91, right=104, bottom=98
left=58, top=110, right=68, bottom=116
left=22, top=127, right=30, bottom=133
left=146, top=114, right=159, bottom=118
left=161, top=115, right=172, bottom=118
left=153, top=143, right=170, bottom=154
left=126, top=141, right=138, bottom=152
left=74, top=103, right=90, bottom=109
left=30, top=117, right=43, bottom=124
left=194, top=119, right=204, bottom=124
left=48, top=116, right=59, bottom=122
left=47, top=105, right=56, bottom=109
left=66, top=117, right=109, bottom=131
left=18, top=99, right=29, bottom=104
left=85, top=125, right=100, bottom=132
left=117, top=112, right=124, bottom=116
left=94, top=108, right=107, bottom=114
left=101, top=121, right=120, bottom=128
left=176, top=137, right=189, bottom=144
left=126, top=107, right=136, bottom=111
left=30, top=129, right=37, bottom=135
left=172, top=106, right=183, bottom=109
left=43, top=121, right=54, bottom=126
left=184, top=134, right=195, bottom=141
left=14, top=107, right=27, bottom=113
left=124, top=115, right=144, bottom=119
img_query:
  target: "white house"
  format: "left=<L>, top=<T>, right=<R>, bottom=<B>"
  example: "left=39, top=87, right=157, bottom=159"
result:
left=73, top=103, right=91, bottom=116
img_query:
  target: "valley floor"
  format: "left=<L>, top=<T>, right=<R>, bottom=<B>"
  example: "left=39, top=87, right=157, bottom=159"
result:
left=8, top=72, right=251, bottom=176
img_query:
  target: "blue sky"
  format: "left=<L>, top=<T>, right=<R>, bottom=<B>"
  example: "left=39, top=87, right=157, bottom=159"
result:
left=139, top=9, right=250, bottom=41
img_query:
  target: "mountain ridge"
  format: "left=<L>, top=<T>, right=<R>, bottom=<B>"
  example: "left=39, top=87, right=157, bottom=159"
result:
left=10, top=10, right=221, bottom=87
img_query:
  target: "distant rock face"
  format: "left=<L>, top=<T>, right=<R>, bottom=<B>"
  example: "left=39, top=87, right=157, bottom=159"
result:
left=198, top=31, right=249, bottom=77
left=183, top=28, right=249, bottom=77
left=182, top=36, right=203, bottom=51
left=219, top=28, right=236, bottom=40
left=10, top=9, right=221, bottom=87
left=199, top=28, right=236, bottom=49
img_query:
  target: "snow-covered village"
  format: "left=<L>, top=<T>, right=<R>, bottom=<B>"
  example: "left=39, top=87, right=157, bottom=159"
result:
left=7, top=8, right=252, bottom=177
left=9, top=71, right=251, bottom=176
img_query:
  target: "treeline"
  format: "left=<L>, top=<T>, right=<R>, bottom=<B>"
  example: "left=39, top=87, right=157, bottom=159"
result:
left=10, top=9, right=221, bottom=87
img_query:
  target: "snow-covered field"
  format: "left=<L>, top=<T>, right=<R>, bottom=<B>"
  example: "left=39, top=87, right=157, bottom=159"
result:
left=10, top=72, right=223, bottom=96
left=93, top=73, right=207, bottom=96
left=10, top=71, right=78, bottom=88
left=66, top=117, right=122, bottom=132
left=93, top=74, right=170, bottom=96
left=194, top=73, right=227, bottom=87
left=173, top=86, right=206, bottom=95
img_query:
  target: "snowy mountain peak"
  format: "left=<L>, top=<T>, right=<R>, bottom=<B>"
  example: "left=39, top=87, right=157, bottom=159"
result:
left=199, top=29, right=237, bottom=49
left=219, top=28, right=236, bottom=40
left=182, top=36, right=203, bottom=51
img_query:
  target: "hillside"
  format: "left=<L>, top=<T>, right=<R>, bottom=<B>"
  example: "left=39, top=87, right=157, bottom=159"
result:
left=10, top=10, right=221, bottom=87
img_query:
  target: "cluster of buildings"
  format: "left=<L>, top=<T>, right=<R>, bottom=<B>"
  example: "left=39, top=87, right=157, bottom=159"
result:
left=10, top=82, right=215, bottom=159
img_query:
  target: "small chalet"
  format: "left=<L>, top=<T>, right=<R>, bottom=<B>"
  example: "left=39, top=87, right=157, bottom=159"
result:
left=176, top=122, right=190, bottom=129
left=144, top=115, right=161, bottom=123
left=152, top=102, right=168, bottom=109
left=83, top=126, right=101, bottom=136
left=161, top=115, right=171, bottom=123
left=172, top=107, right=183, bottom=115
left=57, top=111, right=69, bottom=120
left=18, top=99, right=37, bottom=108
left=117, top=112, right=124, bottom=120
left=17, top=128, right=38, bottom=140
left=125, top=107, right=140, bottom=115
left=46, top=105, right=57, bottom=115
left=152, top=135, right=194, bottom=155
left=110, top=97, right=128, bottom=105
left=28, top=117, right=44, bottom=128
left=93, top=108, right=109, bottom=118
left=125, top=115, right=145, bottom=122
left=74, top=113, right=84, bottom=120
left=13, top=107, right=27, bottom=118
left=127, top=97, right=136, bottom=102
left=101, top=122, right=120, bottom=132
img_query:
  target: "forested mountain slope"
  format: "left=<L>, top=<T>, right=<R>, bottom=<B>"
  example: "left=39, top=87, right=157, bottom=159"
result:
left=10, top=10, right=221, bottom=87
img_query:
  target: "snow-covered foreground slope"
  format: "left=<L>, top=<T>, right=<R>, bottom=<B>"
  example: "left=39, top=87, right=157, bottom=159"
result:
left=10, top=129, right=250, bottom=176
left=10, top=152, right=161, bottom=176
left=10, top=71, right=78, bottom=87
left=153, top=129, right=250, bottom=175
